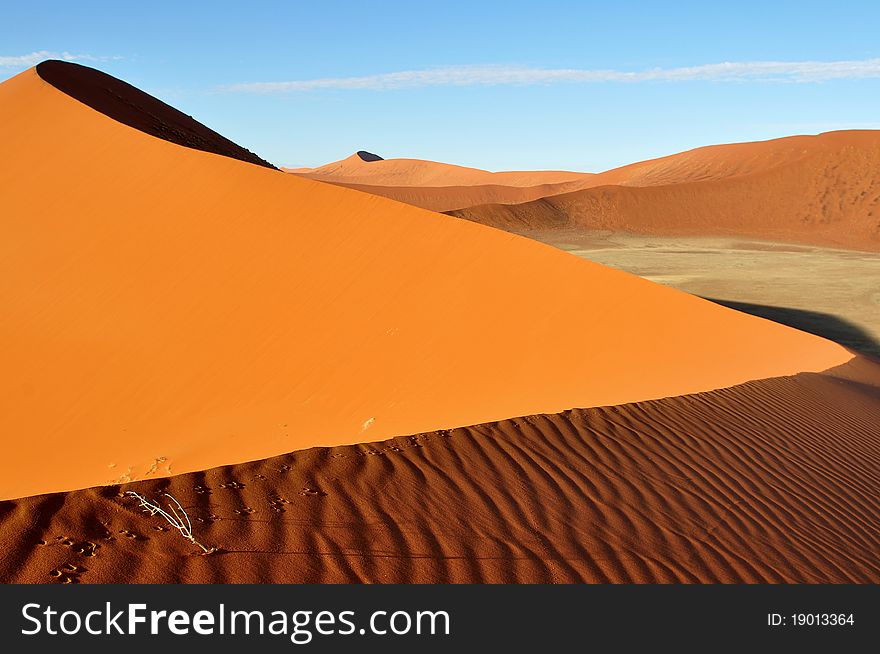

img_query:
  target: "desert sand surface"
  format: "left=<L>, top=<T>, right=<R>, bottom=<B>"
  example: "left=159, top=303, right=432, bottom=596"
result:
left=0, top=62, right=851, bottom=500
left=287, top=151, right=597, bottom=211
left=307, top=179, right=594, bottom=212
left=299, top=132, right=880, bottom=251
left=538, top=232, right=880, bottom=357
left=2, top=357, right=878, bottom=583
left=288, top=150, right=593, bottom=186
left=450, top=132, right=880, bottom=251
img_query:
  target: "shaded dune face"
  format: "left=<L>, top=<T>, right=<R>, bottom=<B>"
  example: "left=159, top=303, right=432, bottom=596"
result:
left=2, top=359, right=879, bottom=583
left=36, top=60, right=276, bottom=170
left=0, top=64, right=852, bottom=500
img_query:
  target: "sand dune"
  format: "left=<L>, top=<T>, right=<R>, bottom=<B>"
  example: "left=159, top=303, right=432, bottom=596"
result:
left=289, top=150, right=593, bottom=187
left=450, top=132, right=880, bottom=251
left=2, top=357, right=878, bottom=583
left=287, top=151, right=596, bottom=211
left=38, top=60, right=275, bottom=170
left=0, top=62, right=853, bottom=500
left=295, top=133, right=880, bottom=250
left=320, top=179, right=594, bottom=212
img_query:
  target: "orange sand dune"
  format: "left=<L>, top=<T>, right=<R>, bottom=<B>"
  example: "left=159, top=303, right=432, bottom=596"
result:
left=591, top=131, right=880, bottom=187
left=323, top=179, right=594, bottom=212
left=3, top=357, right=879, bottom=583
left=0, top=63, right=851, bottom=500
left=288, top=150, right=593, bottom=187
left=451, top=134, right=880, bottom=250
left=290, top=133, right=880, bottom=240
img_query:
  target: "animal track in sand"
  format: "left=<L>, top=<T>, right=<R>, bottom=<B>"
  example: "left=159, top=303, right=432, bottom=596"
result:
left=194, top=484, right=212, bottom=495
left=233, top=506, right=256, bottom=516
left=269, top=495, right=291, bottom=512
left=299, top=487, right=327, bottom=497
left=118, top=529, right=145, bottom=541
left=49, top=562, right=85, bottom=584
left=72, top=541, right=99, bottom=557
left=44, top=535, right=99, bottom=557
left=219, top=481, right=245, bottom=490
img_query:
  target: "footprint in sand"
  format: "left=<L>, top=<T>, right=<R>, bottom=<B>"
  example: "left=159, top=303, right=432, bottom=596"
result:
left=72, top=541, right=99, bottom=557
left=118, top=529, right=144, bottom=541
left=269, top=495, right=291, bottom=512
left=49, top=562, right=85, bottom=584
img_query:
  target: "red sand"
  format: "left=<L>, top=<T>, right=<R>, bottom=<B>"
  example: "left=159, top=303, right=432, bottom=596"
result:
left=288, top=151, right=593, bottom=187
left=0, top=64, right=852, bottom=500
left=297, top=134, right=880, bottom=250
left=287, top=152, right=597, bottom=211
left=2, top=357, right=878, bottom=583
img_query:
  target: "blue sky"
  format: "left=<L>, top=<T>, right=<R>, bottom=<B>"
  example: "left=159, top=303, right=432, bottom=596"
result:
left=2, top=1, right=880, bottom=171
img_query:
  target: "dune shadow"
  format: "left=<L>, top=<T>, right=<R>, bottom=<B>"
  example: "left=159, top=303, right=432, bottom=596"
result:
left=705, top=298, right=880, bottom=357
left=36, top=60, right=276, bottom=170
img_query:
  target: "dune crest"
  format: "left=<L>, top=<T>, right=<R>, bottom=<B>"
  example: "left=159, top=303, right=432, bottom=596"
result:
left=296, top=132, right=880, bottom=250
left=289, top=152, right=593, bottom=187
left=451, top=131, right=880, bottom=251
left=0, top=64, right=851, bottom=499
left=3, top=359, right=879, bottom=583
left=37, top=60, right=276, bottom=169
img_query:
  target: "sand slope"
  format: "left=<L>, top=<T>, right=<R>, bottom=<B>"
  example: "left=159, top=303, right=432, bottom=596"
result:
left=0, top=63, right=852, bottom=499
left=289, top=150, right=593, bottom=187
left=295, top=133, right=880, bottom=250
left=38, top=60, right=275, bottom=169
left=450, top=131, right=880, bottom=250
left=288, top=152, right=596, bottom=211
left=321, top=180, right=594, bottom=212
left=2, top=357, right=878, bottom=583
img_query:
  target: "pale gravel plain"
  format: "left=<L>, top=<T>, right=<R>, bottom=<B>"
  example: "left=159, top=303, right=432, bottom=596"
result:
left=534, top=230, right=880, bottom=357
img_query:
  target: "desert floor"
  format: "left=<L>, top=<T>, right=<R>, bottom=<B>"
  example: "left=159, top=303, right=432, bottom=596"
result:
left=535, top=231, right=880, bottom=358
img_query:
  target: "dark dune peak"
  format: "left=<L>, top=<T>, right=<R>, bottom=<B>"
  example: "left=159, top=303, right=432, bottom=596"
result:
left=355, top=150, right=383, bottom=162
left=36, top=60, right=276, bottom=170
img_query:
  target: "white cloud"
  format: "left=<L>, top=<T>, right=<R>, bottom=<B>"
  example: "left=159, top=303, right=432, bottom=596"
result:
left=226, top=58, right=880, bottom=92
left=0, top=51, right=120, bottom=68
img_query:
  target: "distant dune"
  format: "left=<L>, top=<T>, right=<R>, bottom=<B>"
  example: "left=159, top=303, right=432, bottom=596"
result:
left=286, top=152, right=596, bottom=211
left=288, top=150, right=593, bottom=186
left=452, top=131, right=880, bottom=251
left=295, top=132, right=880, bottom=250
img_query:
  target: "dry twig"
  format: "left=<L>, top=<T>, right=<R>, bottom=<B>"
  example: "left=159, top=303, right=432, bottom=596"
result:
left=125, top=491, right=216, bottom=554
